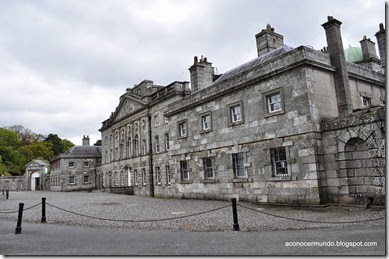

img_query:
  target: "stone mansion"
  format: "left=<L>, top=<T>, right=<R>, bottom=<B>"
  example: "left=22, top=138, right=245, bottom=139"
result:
left=97, top=16, right=386, bottom=205
left=2, top=16, right=383, bottom=206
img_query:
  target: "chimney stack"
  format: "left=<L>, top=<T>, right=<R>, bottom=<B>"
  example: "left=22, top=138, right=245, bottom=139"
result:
left=375, top=23, right=386, bottom=69
left=359, top=36, right=381, bottom=71
left=189, top=56, right=214, bottom=92
left=322, top=16, right=353, bottom=116
left=255, top=24, right=284, bottom=57
left=82, top=135, right=90, bottom=146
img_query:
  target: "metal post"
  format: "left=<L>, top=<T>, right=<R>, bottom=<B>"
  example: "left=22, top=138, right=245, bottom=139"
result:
left=15, top=203, right=24, bottom=234
left=231, top=198, right=240, bottom=231
left=41, top=197, right=46, bottom=223
left=5, top=189, right=9, bottom=199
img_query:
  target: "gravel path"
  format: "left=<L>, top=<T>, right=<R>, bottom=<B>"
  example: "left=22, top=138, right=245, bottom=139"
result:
left=0, top=191, right=385, bottom=232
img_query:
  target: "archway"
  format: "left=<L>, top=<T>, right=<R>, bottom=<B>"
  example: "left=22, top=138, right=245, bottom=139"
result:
left=345, top=137, right=381, bottom=197
left=31, top=172, right=40, bottom=191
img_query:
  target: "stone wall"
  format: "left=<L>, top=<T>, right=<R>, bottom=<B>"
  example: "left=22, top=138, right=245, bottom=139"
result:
left=321, top=107, right=385, bottom=204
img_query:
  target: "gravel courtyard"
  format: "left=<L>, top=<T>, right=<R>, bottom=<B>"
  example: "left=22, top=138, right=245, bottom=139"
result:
left=0, top=191, right=385, bottom=232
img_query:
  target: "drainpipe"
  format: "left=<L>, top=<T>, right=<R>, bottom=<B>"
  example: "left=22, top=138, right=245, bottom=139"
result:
left=148, top=115, right=155, bottom=197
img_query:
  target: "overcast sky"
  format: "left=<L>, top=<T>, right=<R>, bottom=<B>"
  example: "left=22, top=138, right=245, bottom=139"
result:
left=0, top=0, right=385, bottom=145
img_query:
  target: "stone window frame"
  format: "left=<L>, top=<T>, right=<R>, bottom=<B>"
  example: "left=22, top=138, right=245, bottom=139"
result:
left=154, top=114, right=159, bottom=127
left=264, top=88, right=285, bottom=117
left=177, top=119, right=188, bottom=139
left=83, top=175, right=90, bottom=184
left=165, top=133, right=170, bottom=151
left=202, top=157, right=215, bottom=180
left=361, top=96, right=371, bottom=108
left=155, top=166, right=162, bottom=185
left=134, top=169, right=138, bottom=186
left=68, top=161, right=75, bottom=168
left=265, top=144, right=294, bottom=181
left=68, top=176, right=75, bottom=185
left=164, top=116, right=169, bottom=124
left=270, top=147, right=288, bottom=177
left=232, top=152, right=247, bottom=179
left=83, top=161, right=89, bottom=168
left=200, top=111, right=213, bottom=133
left=180, top=160, right=189, bottom=181
left=228, top=101, right=244, bottom=127
left=142, top=168, right=147, bottom=186
left=155, top=136, right=160, bottom=153
left=166, top=164, right=171, bottom=185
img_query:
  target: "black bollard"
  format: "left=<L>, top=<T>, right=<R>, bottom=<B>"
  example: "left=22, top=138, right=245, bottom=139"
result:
left=5, top=189, right=9, bottom=199
left=15, top=203, right=24, bottom=234
left=41, top=197, right=46, bottom=223
left=231, top=198, right=240, bottom=231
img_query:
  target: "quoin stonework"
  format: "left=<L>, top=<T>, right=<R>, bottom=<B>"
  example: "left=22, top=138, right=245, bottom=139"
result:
left=2, top=16, right=384, bottom=206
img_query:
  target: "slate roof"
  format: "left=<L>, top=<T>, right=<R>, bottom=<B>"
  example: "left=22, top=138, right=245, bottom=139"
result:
left=64, top=146, right=102, bottom=157
left=213, top=45, right=294, bottom=84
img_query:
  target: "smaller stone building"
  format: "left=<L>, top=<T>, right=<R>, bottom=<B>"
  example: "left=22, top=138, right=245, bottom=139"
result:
left=0, top=159, right=49, bottom=191
left=50, top=136, right=102, bottom=192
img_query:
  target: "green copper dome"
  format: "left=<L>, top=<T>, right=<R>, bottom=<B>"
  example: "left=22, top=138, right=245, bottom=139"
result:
left=344, top=44, right=363, bottom=63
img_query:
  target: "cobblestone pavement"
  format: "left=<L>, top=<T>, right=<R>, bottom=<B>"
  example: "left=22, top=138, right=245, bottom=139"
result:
left=0, top=191, right=385, bottom=232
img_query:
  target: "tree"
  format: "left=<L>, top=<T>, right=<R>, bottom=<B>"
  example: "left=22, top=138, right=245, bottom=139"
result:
left=61, top=139, right=75, bottom=152
left=0, top=128, right=20, bottom=148
left=5, top=125, right=45, bottom=146
left=18, top=141, right=53, bottom=164
left=94, top=140, right=102, bottom=146
left=44, top=134, right=63, bottom=155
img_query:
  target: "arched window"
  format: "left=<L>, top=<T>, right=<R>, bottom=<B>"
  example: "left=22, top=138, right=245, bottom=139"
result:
left=134, top=135, right=139, bottom=156
left=128, top=137, right=132, bottom=157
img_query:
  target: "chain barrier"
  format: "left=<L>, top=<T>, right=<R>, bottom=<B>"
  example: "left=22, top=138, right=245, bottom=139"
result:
left=237, top=203, right=385, bottom=224
left=46, top=202, right=231, bottom=223
left=0, top=202, right=42, bottom=214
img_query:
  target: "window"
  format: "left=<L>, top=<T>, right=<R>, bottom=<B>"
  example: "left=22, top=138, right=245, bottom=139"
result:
left=180, top=161, right=189, bottom=180
left=127, top=138, right=132, bottom=157
left=69, top=176, right=75, bottom=184
left=201, top=113, right=212, bottom=131
left=271, top=147, right=288, bottom=176
left=232, top=153, right=246, bottom=178
left=203, top=158, right=214, bottom=179
left=83, top=175, right=90, bottom=184
left=134, top=136, right=139, bottom=156
left=84, top=161, right=89, bottom=167
left=228, top=102, right=244, bottom=125
left=362, top=96, right=371, bottom=107
left=105, top=151, right=108, bottom=163
left=166, top=164, right=171, bottom=184
left=105, top=136, right=108, bottom=145
left=142, top=168, right=146, bottom=186
left=165, top=133, right=170, bottom=151
left=120, top=171, right=124, bottom=185
left=154, top=115, right=159, bottom=126
left=143, top=140, right=147, bottom=155
left=155, top=166, right=161, bottom=184
left=164, top=117, right=169, bottom=124
left=134, top=169, right=138, bottom=186
left=68, top=162, right=75, bottom=168
left=230, top=105, right=242, bottom=123
left=267, top=92, right=282, bottom=113
left=155, top=136, right=160, bottom=153
left=178, top=120, right=187, bottom=137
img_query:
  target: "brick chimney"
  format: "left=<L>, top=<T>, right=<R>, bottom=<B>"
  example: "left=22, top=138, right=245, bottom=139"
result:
left=322, top=16, right=353, bottom=116
left=189, top=55, right=214, bottom=92
left=82, top=135, right=90, bottom=146
left=255, top=24, right=284, bottom=57
left=375, top=23, right=386, bottom=69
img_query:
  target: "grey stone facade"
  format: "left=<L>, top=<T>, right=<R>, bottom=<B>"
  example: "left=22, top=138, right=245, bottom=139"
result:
left=49, top=136, right=102, bottom=192
left=99, top=17, right=385, bottom=205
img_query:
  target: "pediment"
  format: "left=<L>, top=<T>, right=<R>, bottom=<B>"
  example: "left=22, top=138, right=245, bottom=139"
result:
left=112, top=96, right=146, bottom=122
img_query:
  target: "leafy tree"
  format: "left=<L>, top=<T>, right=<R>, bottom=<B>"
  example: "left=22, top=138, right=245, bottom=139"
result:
left=0, top=128, right=20, bottom=148
left=18, top=141, right=53, bottom=164
left=44, top=134, right=63, bottom=155
left=94, top=140, right=102, bottom=146
left=5, top=125, right=45, bottom=146
left=61, top=139, right=75, bottom=152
